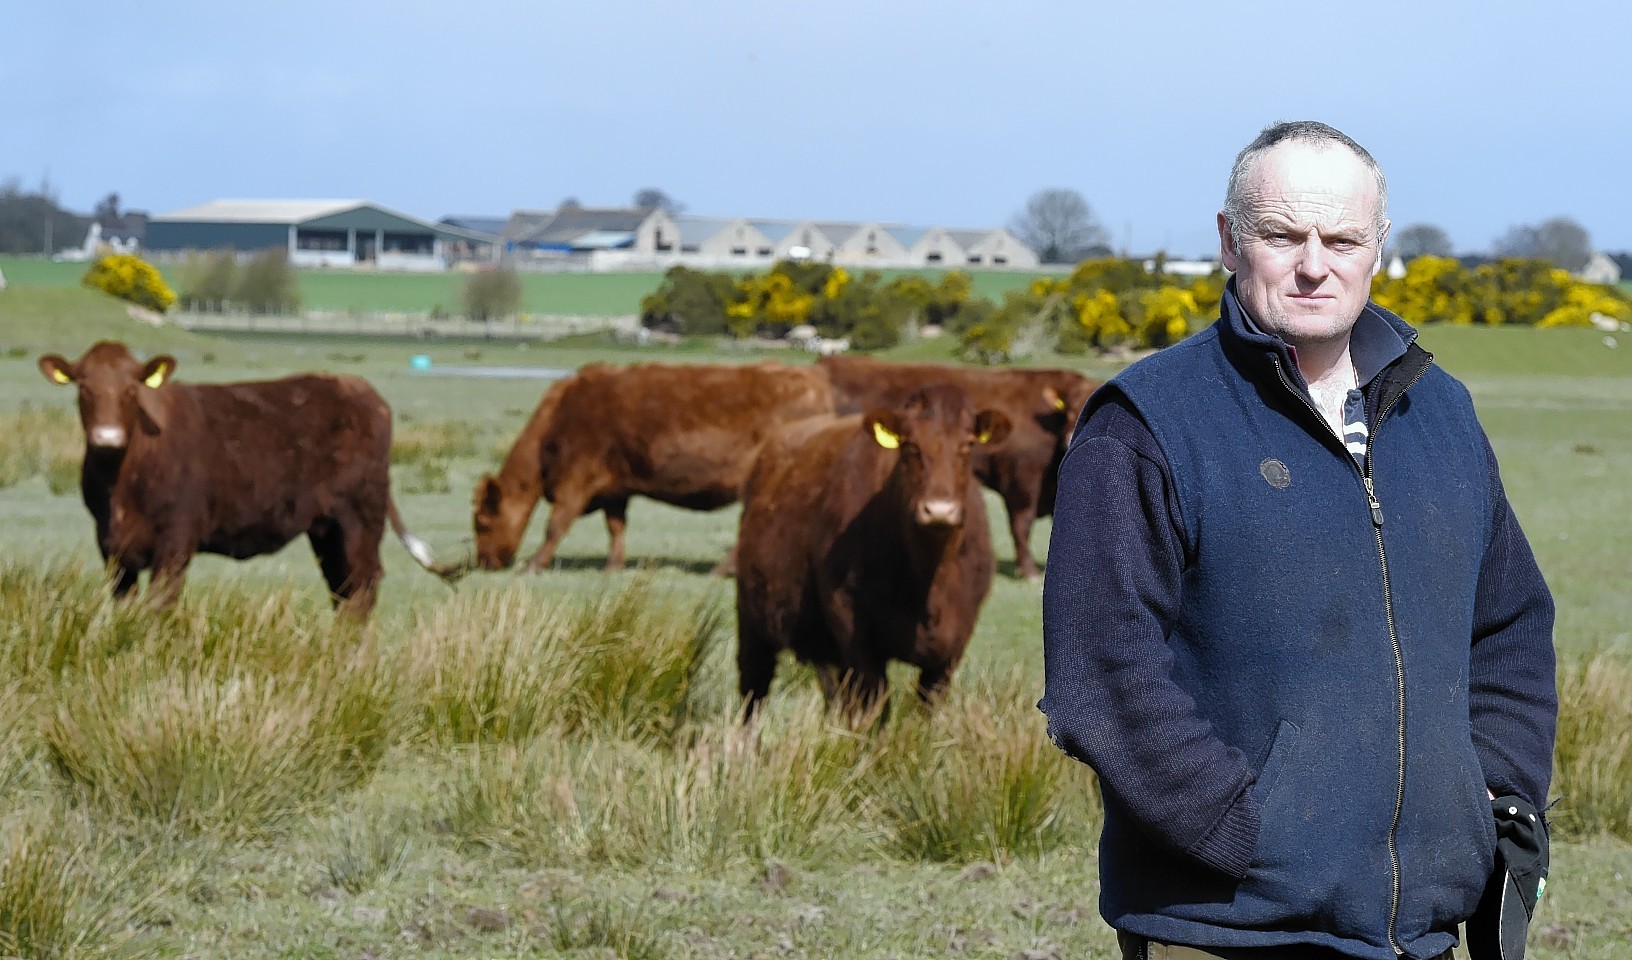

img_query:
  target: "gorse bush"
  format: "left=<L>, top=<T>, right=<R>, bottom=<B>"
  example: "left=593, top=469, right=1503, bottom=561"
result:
left=958, top=259, right=1224, bottom=363
left=80, top=253, right=175, bottom=314
left=1370, top=256, right=1632, bottom=327
left=641, top=262, right=977, bottom=350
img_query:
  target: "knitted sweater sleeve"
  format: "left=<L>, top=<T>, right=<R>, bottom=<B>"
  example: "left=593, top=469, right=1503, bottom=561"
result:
left=1040, top=393, right=1261, bottom=878
left=1468, top=430, right=1558, bottom=809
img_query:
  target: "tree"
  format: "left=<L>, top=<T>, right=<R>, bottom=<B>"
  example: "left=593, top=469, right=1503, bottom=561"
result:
left=463, top=265, right=522, bottom=322
left=1535, top=216, right=1592, bottom=272
left=633, top=188, right=684, bottom=214
left=93, top=192, right=121, bottom=224
left=0, top=177, right=89, bottom=254
left=1009, top=188, right=1109, bottom=264
left=1393, top=223, right=1453, bottom=261
left=1492, top=224, right=1541, bottom=259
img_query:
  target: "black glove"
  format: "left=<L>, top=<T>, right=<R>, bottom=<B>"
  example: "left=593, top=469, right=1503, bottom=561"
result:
left=1466, top=794, right=1549, bottom=960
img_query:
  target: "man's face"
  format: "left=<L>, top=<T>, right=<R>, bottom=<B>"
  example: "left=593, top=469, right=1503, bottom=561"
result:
left=1218, top=140, right=1389, bottom=349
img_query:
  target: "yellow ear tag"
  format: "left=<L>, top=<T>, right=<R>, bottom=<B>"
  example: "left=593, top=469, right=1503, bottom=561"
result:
left=975, top=428, right=993, bottom=444
left=50, top=369, right=72, bottom=384
left=871, top=422, right=901, bottom=450
left=1051, top=394, right=1066, bottom=411
left=144, top=364, right=168, bottom=389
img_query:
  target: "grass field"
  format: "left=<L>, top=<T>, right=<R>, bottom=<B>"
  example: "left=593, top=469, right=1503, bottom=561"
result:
left=0, top=255, right=1057, bottom=319
left=0, top=281, right=1628, bottom=958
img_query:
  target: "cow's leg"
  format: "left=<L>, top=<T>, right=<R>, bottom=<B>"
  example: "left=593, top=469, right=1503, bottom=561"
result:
left=916, top=662, right=954, bottom=706
left=841, top=663, right=890, bottom=727
left=602, top=496, right=629, bottom=572
left=1005, top=494, right=1042, bottom=582
left=814, top=663, right=843, bottom=703
left=522, top=489, right=593, bottom=573
left=709, top=540, right=739, bottom=578
left=108, top=562, right=140, bottom=600
left=736, top=627, right=778, bottom=723
left=146, top=545, right=193, bottom=612
left=310, top=514, right=383, bottom=620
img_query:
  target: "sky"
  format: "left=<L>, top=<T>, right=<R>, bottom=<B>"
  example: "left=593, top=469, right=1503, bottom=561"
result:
left=6, top=0, right=1631, bottom=258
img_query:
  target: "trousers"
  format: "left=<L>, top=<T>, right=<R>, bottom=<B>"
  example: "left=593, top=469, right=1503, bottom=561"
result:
left=1117, top=932, right=1456, bottom=960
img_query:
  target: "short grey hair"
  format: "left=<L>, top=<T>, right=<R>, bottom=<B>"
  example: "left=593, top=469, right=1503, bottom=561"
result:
left=1221, top=120, right=1389, bottom=250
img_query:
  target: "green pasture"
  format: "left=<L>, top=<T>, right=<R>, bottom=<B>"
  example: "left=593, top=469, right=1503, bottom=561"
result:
left=0, top=280, right=1628, bottom=958
left=0, top=254, right=1058, bottom=319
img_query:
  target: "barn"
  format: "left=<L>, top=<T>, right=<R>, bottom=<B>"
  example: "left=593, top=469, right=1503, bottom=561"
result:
left=146, top=199, right=496, bottom=271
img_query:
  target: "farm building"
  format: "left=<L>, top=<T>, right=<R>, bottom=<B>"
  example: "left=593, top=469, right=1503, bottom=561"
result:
left=147, top=200, right=496, bottom=271
left=616, top=209, right=1039, bottom=271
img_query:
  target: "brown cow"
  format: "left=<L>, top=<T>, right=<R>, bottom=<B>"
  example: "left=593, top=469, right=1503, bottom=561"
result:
left=817, top=355, right=1099, bottom=581
left=734, top=384, right=1012, bottom=718
left=38, top=341, right=436, bottom=617
left=472, top=360, right=834, bottom=573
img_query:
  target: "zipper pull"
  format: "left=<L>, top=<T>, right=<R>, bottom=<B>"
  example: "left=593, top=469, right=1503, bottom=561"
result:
left=1363, top=477, right=1385, bottom=527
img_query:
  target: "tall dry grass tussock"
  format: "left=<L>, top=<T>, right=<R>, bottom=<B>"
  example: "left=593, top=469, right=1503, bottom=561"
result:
left=1549, top=645, right=1632, bottom=840
left=444, top=704, right=875, bottom=870
left=0, top=811, right=155, bottom=960
left=404, top=577, right=724, bottom=746
left=41, top=587, right=400, bottom=836
left=0, top=405, right=81, bottom=495
left=866, top=679, right=1092, bottom=864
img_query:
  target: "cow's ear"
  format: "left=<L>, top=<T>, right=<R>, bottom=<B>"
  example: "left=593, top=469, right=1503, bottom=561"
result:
left=973, top=410, right=1012, bottom=446
left=38, top=354, right=75, bottom=385
left=141, top=355, right=177, bottom=389
left=476, top=475, right=503, bottom=513
left=864, top=410, right=903, bottom=450
left=1042, top=386, right=1066, bottom=411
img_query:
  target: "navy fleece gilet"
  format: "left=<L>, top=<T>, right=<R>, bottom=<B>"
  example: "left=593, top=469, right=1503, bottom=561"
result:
left=1098, top=302, right=1497, bottom=959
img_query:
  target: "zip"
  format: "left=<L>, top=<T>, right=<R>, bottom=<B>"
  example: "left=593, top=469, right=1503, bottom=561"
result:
left=1363, top=361, right=1431, bottom=955
left=1273, top=356, right=1431, bottom=955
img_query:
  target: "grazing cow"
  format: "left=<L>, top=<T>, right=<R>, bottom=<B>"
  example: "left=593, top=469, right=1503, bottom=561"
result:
left=734, top=384, right=1012, bottom=717
left=38, top=341, right=436, bottom=617
left=817, top=355, right=1100, bottom=581
left=472, top=360, right=834, bottom=573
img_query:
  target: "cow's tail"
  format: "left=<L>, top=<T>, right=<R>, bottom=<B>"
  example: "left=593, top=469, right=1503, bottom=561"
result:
left=387, top=496, right=438, bottom=572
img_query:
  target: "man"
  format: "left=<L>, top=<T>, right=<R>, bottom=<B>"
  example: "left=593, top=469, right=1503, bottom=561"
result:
left=1040, top=121, right=1557, bottom=960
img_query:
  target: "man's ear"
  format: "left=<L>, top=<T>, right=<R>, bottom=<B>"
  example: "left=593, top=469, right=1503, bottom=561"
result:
left=141, top=355, right=177, bottom=389
left=1371, top=219, right=1393, bottom=278
left=973, top=410, right=1012, bottom=446
left=38, top=354, right=75, bottom=385
left=863, top=410, right=904, bottom=450
left=1218, top=211, right=1242, bottom=273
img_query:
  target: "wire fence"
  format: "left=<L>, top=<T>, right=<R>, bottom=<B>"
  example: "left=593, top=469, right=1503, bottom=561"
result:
left=171, top=309, right=640, bottom=340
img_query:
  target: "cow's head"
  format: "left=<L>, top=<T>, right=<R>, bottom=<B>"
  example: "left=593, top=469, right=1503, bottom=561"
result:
left=864, top=384, right=1011, bottom=529
left=38, top=341, right=176, bottom=451
left=472, top=473, right=534, bottom=569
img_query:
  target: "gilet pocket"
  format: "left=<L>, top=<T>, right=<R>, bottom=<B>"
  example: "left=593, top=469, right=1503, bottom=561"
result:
left=1250, top=719, right=1301, bottom=806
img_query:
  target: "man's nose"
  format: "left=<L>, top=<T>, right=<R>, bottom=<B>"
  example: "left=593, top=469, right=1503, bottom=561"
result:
left=1296, top=236, right=1332, bottom=282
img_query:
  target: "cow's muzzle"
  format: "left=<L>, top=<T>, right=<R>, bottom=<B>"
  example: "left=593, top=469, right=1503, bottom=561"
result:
left=915, top=498, right=963, bottom=527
